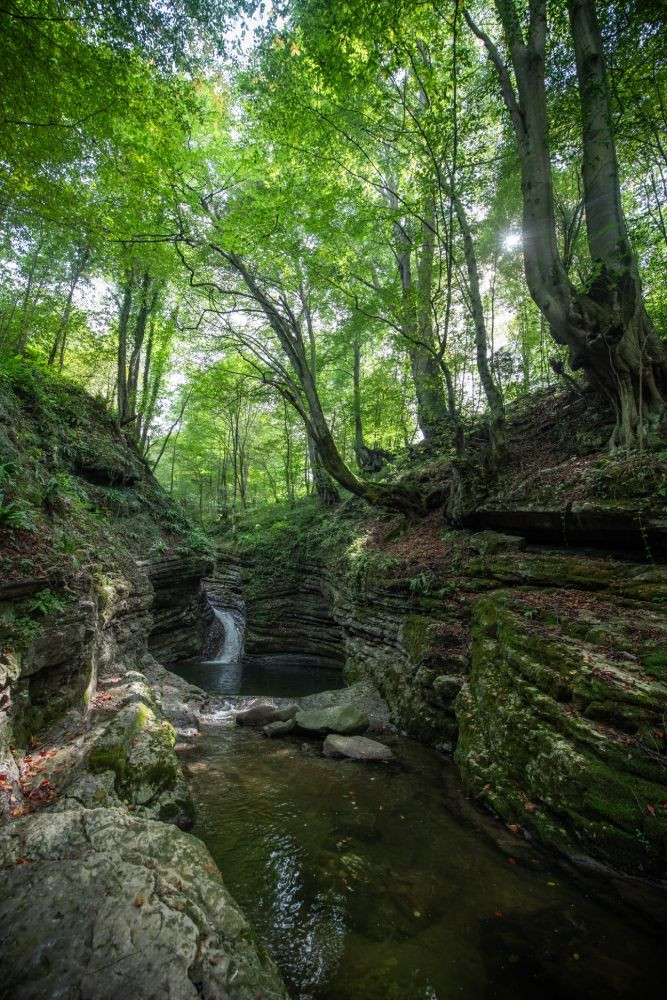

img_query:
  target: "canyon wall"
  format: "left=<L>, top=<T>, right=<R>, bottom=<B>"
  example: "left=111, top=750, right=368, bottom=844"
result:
left=216, top=532, right=667, bottom=878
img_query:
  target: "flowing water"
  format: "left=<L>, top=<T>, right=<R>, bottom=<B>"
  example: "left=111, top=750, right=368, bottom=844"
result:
left=170, top=606, right=345, bottom=697
left=174, top=661, right=665, bottom=1000
left=210, top=607, right=244, bottom=664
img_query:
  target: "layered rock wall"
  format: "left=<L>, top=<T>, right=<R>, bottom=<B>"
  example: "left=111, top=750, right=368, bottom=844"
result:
left=227, top=535, right=667, bottom=877
left=231, top=555, right=346, bottom=668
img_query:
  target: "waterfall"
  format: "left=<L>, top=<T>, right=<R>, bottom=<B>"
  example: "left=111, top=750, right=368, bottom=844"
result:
left=210, top=608, right=242, bottom=664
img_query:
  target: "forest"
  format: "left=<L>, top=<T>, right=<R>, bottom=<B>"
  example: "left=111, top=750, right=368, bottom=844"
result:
left=1, top=3, right=666, bottom=1000
left=2, top=0, right=665, bottom=523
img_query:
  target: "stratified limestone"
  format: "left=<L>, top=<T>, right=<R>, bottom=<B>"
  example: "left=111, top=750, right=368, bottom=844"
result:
left=0, top=808, right=288, bottom=1000
left=455, top=589, right=667, bottom=877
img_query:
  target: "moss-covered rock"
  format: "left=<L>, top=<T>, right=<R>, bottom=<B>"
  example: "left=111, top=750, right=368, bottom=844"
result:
left=295, top=704, right=370, bottom=736
left=455, top=590, right=667, bottom=876
left=87, top=676, right=194, bottom=825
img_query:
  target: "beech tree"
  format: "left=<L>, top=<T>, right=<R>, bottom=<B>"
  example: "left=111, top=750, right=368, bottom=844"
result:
left=465, top=0, right=667, bottom=448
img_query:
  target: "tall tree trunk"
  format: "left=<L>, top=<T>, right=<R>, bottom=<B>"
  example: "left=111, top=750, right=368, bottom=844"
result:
left=138, top=318, right=155, bottom=448
left=127, top=272, right=160, bottom=422
left=115, top=274, right=133, bottom=428
left=453, top=195, right=507, bottom=468
left=48, top=245, right=90, bottom=369
left=465, top=0, right=667, bottom=449
left=16, top=233, right=45, bottom=355
left=353, top=335, right=393, bottom=473
left=567, top=0, right=666, bottom=446
left=390, top=190, right=448, bottom=443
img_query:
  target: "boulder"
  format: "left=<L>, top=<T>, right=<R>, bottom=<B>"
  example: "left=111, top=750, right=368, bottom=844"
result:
left=0, top=808, right=288, bottom=1000
left=86, top=688, right=194, bottom=827
left=236, top=703, right=299, bottom=727
left=323, top=734, right=393, bottom=761
left=263, top=718, right=296, bottom=738
left=294, top=704, right=369, bottom=736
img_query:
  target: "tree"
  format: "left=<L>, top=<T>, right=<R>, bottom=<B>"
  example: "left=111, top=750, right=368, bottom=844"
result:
left=465, top=0, right=667, bottom=448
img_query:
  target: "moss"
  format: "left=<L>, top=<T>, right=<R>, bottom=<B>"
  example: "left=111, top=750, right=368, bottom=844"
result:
left=455, top=590, right=667, bottom=875
left=469, top=553, right=621, bottom=590
left=642, top=651, right=667, bottom=680
left=88, top=702, right=153, bottom=782
left=401, top=615, right=434, bottom=663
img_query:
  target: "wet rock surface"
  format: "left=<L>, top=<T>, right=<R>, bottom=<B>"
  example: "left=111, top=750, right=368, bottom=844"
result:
left=323, top=733, right=393, bottom=761
left=236, top=703, right=299, bottom=727
left=263, top=718, right=296, bottom=737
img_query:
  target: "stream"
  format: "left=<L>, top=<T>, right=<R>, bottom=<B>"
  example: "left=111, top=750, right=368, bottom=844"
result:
left=172, top=656, right=665, bottom=1000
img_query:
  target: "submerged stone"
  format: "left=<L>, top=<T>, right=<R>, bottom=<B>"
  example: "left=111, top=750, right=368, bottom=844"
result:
left=323, top=734, right=393, bottom=761
left=295, top=704, right=369, bottom=736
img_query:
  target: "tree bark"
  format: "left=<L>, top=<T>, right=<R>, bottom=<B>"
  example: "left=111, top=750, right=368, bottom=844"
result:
left=115, top=273, right=133, bottom=428
left=392, top=191, right=449, bottom=443
left=353, top=335, right=394, bottom=473
left=225, top=252, right=427, bottom=515
left=453, top=194, right=507, bottom=468
left=465, top=0, right=667, bottom=448
left=48, top=245, right=90, bottom=369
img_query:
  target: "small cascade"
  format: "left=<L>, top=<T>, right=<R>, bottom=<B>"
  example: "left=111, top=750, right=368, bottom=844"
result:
left=211, top=607, right=243, bottom=664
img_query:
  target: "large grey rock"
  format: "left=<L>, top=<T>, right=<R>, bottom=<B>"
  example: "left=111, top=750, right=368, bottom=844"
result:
left=0, top=808, right=288, bottom=1000
left=236, top=703, right=298, bottom=727
left=295, top=704, right=369, bottom=736
left=323, top=734, right=393, bottom=761
left=86, top=680, right=194, bottom=827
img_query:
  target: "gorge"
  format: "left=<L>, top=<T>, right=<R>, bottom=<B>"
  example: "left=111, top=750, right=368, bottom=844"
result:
left=0, top=360, right=665, bottom=998
left=1, top=0, right=666, bottom=995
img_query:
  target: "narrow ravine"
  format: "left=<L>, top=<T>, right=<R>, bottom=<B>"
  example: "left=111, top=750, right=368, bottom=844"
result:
left=174, top=657, right=665, bottom=1000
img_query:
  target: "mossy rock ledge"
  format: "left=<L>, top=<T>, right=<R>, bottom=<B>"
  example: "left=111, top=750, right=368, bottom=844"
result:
left=455, top=589, right=667, bottom=877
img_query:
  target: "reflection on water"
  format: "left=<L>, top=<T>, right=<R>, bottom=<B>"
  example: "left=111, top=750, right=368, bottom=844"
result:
left=169, top=655, right=345, bottom=697
left=180, top=717, right=665, bottom=1000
